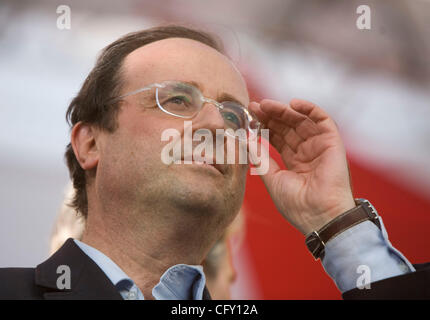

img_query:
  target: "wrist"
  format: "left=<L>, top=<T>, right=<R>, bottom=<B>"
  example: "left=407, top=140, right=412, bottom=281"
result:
left=303, top=197, right=356, bottom=235
left=305, top=198, right=381, bottom=260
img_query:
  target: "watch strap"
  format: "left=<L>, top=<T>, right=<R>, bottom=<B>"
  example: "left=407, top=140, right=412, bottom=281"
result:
left=305, top=199, right=381, bottom=260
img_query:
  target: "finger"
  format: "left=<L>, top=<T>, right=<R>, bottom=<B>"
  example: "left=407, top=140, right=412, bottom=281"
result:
left=270, top=130, right=310, bottom=170
left=259, top=99, right=320, bottom=140
left=270, top=133, right=287, bottom=154
left=266, top=119, right=303, bottom=152
left=274, top=135, right=298, bottom=169
left=266, top=118, right=289, bottom=136
left=288, top=98, right=326, bottom=121
left=248, top=140, right=302, bottom=196
left=289, top=99, right=336, bottom=133
left=260, top=99, right=305, bottom=126
left=248, top=101, right=270, bottom=124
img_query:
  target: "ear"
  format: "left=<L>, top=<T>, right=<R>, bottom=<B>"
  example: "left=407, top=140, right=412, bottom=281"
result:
left=71, top=122, right=99, bottom=170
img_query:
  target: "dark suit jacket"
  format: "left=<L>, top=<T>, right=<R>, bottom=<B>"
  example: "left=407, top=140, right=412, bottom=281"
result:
left=0, top=238, right=428, bottom=299
left=0, top=238, right=212, bottom=300
left=343, top=262, right=430, bottom=299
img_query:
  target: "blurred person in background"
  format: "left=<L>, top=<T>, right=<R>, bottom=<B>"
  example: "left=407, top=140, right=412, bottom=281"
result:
left=0, top=24, right=428, bottom=300
left=49, top=183, right=242, bottom=300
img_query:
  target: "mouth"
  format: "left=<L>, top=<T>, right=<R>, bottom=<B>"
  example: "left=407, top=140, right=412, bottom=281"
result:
left=177, top=158, right=227, bottom=175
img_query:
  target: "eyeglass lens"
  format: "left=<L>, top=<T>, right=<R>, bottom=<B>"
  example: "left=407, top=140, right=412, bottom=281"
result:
left=156, top=81, right=260, bottom=135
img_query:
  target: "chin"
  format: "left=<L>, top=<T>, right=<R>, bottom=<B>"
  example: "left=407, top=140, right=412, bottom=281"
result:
left=157, top=164, right=245, bottom=220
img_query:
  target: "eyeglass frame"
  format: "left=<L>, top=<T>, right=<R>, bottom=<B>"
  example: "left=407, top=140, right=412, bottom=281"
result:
left=109, top=80, right=261, bottom=138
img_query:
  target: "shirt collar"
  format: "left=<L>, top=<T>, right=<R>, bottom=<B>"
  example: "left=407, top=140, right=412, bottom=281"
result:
left=74, top=239, right=131, bottom=286
left=73, top=239, right=206, bottom=300
left=153, top=264, right=206, bottom=300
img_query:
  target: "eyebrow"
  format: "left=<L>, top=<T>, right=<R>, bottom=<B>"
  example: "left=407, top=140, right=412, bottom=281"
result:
left=183, top=80, right=246, bottom=107
left=217, top=93, right=245, bottom=107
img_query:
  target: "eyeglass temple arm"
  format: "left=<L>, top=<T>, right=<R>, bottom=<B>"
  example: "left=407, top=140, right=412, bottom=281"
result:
left=110, top=83, right=165, bottom=103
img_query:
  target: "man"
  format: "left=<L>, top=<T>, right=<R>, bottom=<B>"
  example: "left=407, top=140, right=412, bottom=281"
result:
left=0, top=25, right=428, bottom=300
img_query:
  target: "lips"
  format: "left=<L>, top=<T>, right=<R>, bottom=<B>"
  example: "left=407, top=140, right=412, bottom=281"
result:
left=178, top=157, right=227, bottom=175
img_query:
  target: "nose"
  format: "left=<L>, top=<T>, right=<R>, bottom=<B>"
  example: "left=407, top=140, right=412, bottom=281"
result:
left=192, top=101, right=225, bottom=134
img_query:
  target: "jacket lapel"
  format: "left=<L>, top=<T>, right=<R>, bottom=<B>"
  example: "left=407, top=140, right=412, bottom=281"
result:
left=35, top=238, right=212, bottom=300
left=35, top=238, right=122, bottom=300
left=202, top=286, right=212, bottom=300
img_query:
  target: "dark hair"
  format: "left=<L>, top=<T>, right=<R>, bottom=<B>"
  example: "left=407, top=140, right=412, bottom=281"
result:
left=65, top=25, right=225, bottom=218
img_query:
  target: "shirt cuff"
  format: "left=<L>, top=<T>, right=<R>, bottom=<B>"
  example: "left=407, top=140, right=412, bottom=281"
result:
left=320, top=216, right=416, bottom=293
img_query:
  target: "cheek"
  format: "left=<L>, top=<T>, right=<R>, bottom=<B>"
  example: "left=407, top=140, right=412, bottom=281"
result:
left=97, top=114, right=153, bottom=179
left=119, top=107, right=159, bottom=137
left=96, top=129, right=160, bottom=202
left=112, top=110, right=184, bottom=175
left=119, top=107, right=182, bottom=149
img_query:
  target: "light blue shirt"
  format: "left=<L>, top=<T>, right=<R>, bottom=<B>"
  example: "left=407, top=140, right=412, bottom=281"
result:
left=75, top=214, right=415, bottom=297
left=74, top=239, right=206, bottom=300
left=322, top=216, right=416, bottom=292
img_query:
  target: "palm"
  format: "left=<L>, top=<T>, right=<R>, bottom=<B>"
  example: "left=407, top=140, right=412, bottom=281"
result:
left=249, top=99, right=354, bottom=235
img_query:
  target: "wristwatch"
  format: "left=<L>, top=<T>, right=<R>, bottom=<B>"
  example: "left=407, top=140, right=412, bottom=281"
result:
left=305, top=198, right=381, bottom=260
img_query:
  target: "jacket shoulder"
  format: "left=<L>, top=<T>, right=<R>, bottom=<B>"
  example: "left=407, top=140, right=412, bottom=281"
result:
left=0, top=267, right=43, bottom=299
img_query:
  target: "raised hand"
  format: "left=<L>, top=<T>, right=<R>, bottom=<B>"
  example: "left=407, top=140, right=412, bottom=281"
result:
left=249, top=99, right=355, bottom=235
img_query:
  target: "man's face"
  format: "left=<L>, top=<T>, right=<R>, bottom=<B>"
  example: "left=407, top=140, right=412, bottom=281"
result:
left=94, top=38, right=250, bottom=226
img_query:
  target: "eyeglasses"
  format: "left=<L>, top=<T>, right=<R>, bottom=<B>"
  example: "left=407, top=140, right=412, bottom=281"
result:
left=111, top=80, right=261, bottom=140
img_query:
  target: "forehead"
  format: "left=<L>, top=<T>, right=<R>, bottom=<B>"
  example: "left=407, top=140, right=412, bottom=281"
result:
left=121, top=38, right=249, bottom=104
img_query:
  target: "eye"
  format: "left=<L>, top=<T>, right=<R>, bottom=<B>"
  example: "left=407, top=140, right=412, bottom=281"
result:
left=222, top=111, right=242, bottom=130
left=163, top=95, right=193, bottom=111
left=169, top=96, right=189, bottom=105
left=220, top=102, right=246, bottom=130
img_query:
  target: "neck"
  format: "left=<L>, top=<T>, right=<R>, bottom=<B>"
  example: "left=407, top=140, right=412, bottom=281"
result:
left=80, top=197, right=223, bottom=299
